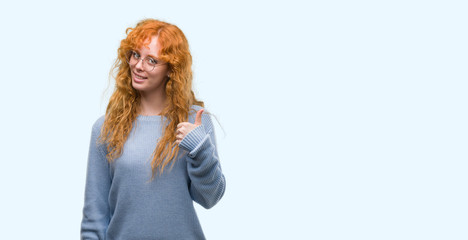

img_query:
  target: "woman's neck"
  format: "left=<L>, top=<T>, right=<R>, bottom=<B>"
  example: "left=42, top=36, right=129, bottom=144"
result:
left=138, top=91, right=168, bottom=116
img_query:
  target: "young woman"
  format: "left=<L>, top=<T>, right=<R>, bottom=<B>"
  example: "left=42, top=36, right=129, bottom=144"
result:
left=81, top=19, right=226, bottom=240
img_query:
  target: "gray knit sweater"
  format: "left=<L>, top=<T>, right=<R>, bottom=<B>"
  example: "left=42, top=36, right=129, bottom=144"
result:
left=81, top=105, right=226, bottom=240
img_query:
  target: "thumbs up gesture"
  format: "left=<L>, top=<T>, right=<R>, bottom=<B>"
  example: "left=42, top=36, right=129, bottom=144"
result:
left=175, top=109, right=204, bottom=145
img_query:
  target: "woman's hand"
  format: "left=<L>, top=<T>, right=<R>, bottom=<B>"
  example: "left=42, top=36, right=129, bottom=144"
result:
left=175, top=109, right=204, bottom=145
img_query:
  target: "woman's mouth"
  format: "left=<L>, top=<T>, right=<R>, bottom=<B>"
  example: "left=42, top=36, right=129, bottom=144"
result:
left=133, top=72, right=147, bottom=83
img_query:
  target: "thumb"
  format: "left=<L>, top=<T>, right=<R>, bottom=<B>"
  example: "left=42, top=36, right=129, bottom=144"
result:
left=194, top=109, right=204, bottom=125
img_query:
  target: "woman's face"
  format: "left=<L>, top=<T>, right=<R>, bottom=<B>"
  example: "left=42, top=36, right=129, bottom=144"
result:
left=129, top=36, right=170, bottom=94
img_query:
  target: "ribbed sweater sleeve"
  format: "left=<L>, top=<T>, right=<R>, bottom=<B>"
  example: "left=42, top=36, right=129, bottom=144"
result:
left=81, top=121, right=111, bottom=240
left=179, top=113, right=226, bottom=209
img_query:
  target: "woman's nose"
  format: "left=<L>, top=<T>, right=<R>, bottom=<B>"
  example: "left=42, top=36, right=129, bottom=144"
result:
left=134, top=59, right=144, bottom=71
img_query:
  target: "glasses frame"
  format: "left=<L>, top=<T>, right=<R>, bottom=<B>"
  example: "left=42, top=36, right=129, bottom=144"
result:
left=125, top=50, right=167, bottom=72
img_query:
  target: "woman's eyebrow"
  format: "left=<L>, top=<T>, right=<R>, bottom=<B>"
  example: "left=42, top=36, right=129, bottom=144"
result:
left=134, top=50, right=159, bottom=59
left=141, top=53, right=159, bottom=59
left=146, top=54, right=159, bottom=59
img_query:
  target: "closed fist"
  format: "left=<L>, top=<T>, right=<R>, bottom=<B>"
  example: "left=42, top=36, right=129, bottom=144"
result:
left=175, top=109, right=204, bottom=145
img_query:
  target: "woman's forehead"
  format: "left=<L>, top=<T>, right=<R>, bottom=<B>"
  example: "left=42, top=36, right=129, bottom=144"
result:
left=136, top=36, right=160, bottom=54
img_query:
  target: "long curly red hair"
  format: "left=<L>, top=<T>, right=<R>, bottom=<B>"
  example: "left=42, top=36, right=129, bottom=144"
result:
left=98, top=18, right=204, bottom=179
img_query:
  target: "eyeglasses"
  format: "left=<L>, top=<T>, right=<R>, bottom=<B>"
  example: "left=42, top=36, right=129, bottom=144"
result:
left=126, top=50, right=166, bottom=72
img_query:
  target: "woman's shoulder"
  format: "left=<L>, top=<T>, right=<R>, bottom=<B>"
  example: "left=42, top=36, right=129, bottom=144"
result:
left=91, top=114, right=106, bottom=132
left=188, top=104, right=212, bottom=119
left=189, top=104, right=204, bottom=112
left=189, top=104, right=211, bottom=115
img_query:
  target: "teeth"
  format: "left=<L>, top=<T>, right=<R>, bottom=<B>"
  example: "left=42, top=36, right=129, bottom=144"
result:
left=134, top=73, right=146, bottom=79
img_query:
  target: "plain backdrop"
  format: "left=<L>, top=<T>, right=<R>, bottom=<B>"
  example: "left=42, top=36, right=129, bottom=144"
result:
left=0, top=0, right=466, bottom=239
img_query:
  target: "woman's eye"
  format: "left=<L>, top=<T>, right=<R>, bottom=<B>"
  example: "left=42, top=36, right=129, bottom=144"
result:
left=133, top=52, right=140, bottom=58
left=148, top=58, right=157, bottom=65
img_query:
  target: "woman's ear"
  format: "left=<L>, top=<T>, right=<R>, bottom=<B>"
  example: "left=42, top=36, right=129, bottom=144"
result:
left=167, top=67, right=172, bottom=78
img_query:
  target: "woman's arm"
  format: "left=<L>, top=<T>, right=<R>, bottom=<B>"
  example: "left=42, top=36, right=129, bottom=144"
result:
left=81, top=122, right=111, bottom=239
left=179, top=113, right=226, bottom=209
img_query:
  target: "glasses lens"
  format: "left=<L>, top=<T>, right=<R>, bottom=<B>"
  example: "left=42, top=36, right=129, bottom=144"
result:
left=126, top=50, right=164, bottom=72
left=143, top=59, right=156, bottom=71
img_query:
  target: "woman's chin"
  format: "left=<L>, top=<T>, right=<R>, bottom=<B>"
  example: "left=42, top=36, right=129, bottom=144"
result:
left=132, top=80, right=146, bottom=91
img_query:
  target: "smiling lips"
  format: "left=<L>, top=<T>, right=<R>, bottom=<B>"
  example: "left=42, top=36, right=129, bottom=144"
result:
left=133, top=72, right=147, bottom=82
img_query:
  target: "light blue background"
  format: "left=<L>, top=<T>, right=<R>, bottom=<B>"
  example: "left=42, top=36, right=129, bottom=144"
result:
left=0, top=0, right=466, bottom=239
